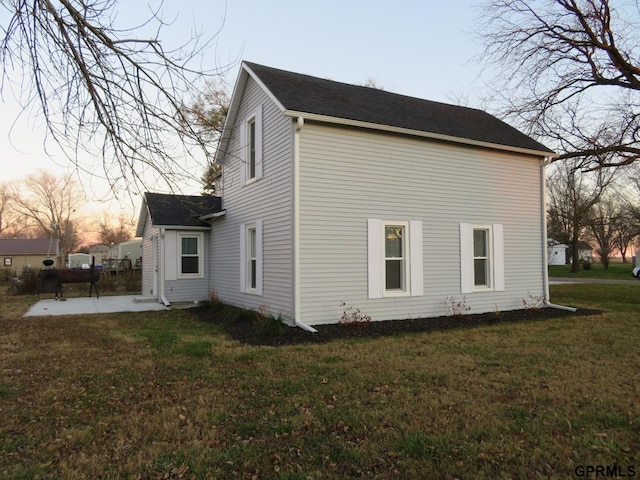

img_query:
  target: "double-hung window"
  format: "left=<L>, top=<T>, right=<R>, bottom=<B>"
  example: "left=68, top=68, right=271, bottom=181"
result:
left=384, top=224, right=407, bottom=292
left=460, top=223, right=504, bottom=293
left=240, top=105, right=263, bottom=184
left=178, top=233, right=204, bottom=278
left=473, top=228, right=490, bottom=287
left=368, top=219, right=423, bottom=298
left=240, top=220, right=263, bottom=295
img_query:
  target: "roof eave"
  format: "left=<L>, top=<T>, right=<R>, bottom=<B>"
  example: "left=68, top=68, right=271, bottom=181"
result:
left=215, top=62, right=288, bottom=165
left=283, top=110, right=558, bottom=159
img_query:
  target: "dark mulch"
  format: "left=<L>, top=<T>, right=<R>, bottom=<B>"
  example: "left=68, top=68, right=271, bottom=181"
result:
left=192, top=306, right=602, bottom=347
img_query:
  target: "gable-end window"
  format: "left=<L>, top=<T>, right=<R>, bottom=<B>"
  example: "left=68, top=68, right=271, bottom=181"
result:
left=240, top=105, right=263, bottom=184
left=178, top=233, right=204, bottom=278
left=460, top=223, right=504, bottom=293
left=368, top=219, right=423, bottom=299
left=240, top=220, right=263, bottom=295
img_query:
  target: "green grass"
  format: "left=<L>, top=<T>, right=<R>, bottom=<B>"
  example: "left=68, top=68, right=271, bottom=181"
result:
left=1, top=285, right=639, bottom=479
left=549, top=261, right=636, bottom=279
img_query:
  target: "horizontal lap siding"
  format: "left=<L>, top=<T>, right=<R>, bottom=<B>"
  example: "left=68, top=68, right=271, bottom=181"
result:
left=165, top=230, right=211, bottom=303
left=298, top=123, right=544, bottom=325
left=141, top=222, right=157, bottom=297
left=211, top=78, right=293, bottom=316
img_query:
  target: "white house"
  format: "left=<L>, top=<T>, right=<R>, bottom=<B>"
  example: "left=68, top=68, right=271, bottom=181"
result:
left=136, top=193, right=222, bottom=305
left=547, top=239, right=568, bottom=265
left=137, top=62, right=556, bottom=327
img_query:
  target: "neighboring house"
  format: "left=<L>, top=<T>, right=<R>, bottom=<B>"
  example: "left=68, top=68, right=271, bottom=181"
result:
left=547, top=239, right=568, bottom=265
left=109, top=240, right=143, bottom=266
left=136, top=193, right=222, bottom=305
left=88, top=243, right=111, bottom=262
left=137, top=62, right=556, bottom=327
left=0, top=238, right=60, bottom=271
left=68, top=253, right=92, bottom=269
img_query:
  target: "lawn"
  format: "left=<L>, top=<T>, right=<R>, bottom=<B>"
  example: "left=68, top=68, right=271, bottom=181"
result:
left=549, top=261, right=637, bottom=280
left=1, top=284, right=639, bottom=479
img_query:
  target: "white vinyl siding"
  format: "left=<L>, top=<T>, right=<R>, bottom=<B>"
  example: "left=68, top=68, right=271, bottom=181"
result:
left=298, top=123, right=543, bottom=325
left=211, top=76, right=293, bottom=315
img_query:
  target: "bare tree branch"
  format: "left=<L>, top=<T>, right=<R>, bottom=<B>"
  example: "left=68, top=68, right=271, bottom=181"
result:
left=478, top=0, right=640, bottom=170
left=1, top=0, right=234, bottom=195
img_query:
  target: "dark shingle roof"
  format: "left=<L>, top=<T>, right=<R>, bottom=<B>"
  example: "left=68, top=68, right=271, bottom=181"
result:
left=244, top=62, right=553, bottom=154
left=0, top=238, right=59, bottom=255
left=144, top=193, right=222, bottom=227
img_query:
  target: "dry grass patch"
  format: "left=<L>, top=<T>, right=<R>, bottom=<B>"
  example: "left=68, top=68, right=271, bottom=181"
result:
left=1, top=287, right=639, bottom=478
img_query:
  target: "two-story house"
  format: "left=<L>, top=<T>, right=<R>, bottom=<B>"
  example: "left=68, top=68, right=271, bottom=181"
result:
left=137, top=61, right=556, bottom=328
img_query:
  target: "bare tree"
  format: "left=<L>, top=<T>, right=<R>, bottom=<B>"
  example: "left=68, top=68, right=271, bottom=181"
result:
left=479, top=0, right=640, bottom=171
left=0, top=182, right=12, bottom=237
left=1, top=1, right=231, bottom=195
left=94, top=211, right=135, bottom=245
left=586, top=196, right=619, bottom=268
left=546, top=160, right=615, bottom=271
left=9, top=171, right=84, bottom=265
left=181, top=77, right=229, bottom=195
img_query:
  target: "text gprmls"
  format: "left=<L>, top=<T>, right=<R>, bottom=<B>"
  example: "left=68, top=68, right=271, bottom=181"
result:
left=575, top=465, right=637, bottom=477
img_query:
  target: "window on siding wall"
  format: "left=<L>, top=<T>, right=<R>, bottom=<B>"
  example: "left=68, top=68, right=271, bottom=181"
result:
left=240, top=105, right=263, bottom=184
left=460, top=223, right=504, bottom=293
left=178, top=233, right=204, bottom=278
left=368, top=219, right=423, bottom=299
left=240, top=220, right=263, bottom=295
left=4, top=258, right=12, bottom=267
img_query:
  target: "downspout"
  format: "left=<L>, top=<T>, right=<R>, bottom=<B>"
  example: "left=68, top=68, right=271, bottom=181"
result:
left=292, top=116, right=318, bottom=333
left=541, top=157, right=577, bottom=312
left=159, top=228, right=171, bottom=307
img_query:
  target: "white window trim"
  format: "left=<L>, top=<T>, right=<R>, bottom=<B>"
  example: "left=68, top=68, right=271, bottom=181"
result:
left=239, top=105, right=263, bottom=185
left=460, top=223, right=505, bottom=294
left=177, top=232, right=204, bottom=279
left=240, top=220, right=263, bottom=295
left=368, top=219, right=423, bottom=299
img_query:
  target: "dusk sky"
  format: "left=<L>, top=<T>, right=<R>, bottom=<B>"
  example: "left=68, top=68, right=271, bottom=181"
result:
left=0, top=0, right=489, bottom=210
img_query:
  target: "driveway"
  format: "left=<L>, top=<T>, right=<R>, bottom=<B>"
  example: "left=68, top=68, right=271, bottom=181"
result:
left=550, top=277, right=640, bottom=286
left=24, top=295, right=169, bottom=317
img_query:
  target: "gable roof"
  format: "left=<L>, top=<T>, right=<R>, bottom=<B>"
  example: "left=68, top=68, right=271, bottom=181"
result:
left=136, top=193, right=223, bottom=235
left=217, top=61, right=554, bottom=161
left=0, top=238, right=59, bottom=256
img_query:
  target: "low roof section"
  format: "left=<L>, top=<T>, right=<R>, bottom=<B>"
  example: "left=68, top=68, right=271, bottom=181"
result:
left=136, top=192, right=223, bottom=236
left=0, top=238, right=59, bottom=255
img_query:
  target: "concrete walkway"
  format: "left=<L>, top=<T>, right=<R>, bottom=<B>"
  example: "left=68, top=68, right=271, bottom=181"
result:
left=24, top=295, right=169, bottom=317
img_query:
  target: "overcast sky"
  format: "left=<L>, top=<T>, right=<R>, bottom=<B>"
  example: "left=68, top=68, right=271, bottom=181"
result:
left=0, top=0, right=489, bottom=211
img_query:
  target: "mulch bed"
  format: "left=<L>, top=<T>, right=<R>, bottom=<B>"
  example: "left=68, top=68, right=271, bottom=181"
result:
left=192, top=306, right=601, bottom=347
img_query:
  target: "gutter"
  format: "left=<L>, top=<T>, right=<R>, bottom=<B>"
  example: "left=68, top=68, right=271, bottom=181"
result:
left=540, top=157, right=577, bottom=313
left=199, top=210, right=226, bottom=221
left=292, top=116, right=303, bottom=328
left=159, top=228, right=171, bottom=307
left=283, top=110, right=558, bottom=159
left=294, top=320, right=318, bottom=333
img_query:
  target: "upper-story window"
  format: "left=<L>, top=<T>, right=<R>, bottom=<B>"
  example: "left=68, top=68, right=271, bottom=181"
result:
left=241, top=105, right=263, bottom=184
